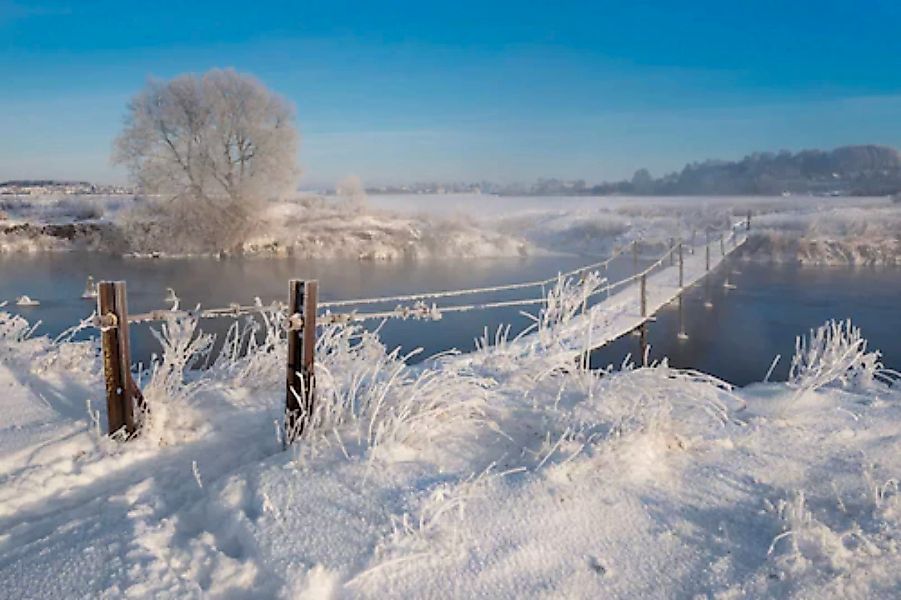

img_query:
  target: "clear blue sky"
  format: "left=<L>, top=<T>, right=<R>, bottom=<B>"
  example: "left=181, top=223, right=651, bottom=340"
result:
left=2, top=0, right=900, bottom=187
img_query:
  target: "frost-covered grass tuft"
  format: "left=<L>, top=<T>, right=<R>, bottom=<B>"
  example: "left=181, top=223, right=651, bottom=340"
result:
left=789, top=319, right=898, bottom=394
left=289, top=323, right=494, bottom=466
left=138, top=313, right=215, bottom=445
left=210, top=300, right=286, bottom=388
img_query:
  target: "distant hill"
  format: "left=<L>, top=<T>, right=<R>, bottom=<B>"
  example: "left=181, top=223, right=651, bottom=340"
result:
left=592, top=145, right=901, bottom=196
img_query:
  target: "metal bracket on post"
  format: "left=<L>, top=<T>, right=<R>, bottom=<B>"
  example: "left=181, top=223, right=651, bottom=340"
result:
left=285, top=279, right=318, bottom=444
left=97, top=281, right=144, bottom=438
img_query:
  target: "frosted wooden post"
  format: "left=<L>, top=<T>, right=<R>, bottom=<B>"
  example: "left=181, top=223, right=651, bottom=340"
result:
left=638, top=322, right=649, bottom=367
left=285, top=279, right=318, bottom=443
left=632, top=240, right=639, bottom=276
left=97, top=281, right=143, bottom=438
left=640, top=273, right=647, bottom=317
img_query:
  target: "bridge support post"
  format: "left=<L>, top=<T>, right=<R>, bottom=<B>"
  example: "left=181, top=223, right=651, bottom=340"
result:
left=640, top=273, right=647, bottom=317
left=639, top=322, right=649, bottom=367
left=632, top=240, right=639, bottom=275
left=285, top=279, right=318, bottom=444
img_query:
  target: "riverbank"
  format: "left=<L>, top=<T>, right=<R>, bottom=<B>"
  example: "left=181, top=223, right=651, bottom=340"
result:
left=2, top=194, right=898, bottom=265
left=0, top=295, right=898, bottom=597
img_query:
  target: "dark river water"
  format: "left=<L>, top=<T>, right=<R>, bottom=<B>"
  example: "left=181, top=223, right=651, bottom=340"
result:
left=1, top=252, right=898, bottom=387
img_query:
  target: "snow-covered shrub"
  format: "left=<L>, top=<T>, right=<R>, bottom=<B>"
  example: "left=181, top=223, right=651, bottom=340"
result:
left=139, top=313, right=215, bottom=444
left=0, top=307, right=36, bottom=346
left=0, top=304, right=41, bottom=361
left=292, top=323, right=493, bottom=464
left=788, top=319, right=895, bottom=393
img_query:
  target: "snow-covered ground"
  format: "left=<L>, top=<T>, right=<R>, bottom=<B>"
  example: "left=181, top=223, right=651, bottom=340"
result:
left=2, top=193, right=899, bottom=264
left=370, top=193, right=900, bottom=265
left=0, top=255, right=899, bottom=597
left=0, top=194, right=531, bottom=260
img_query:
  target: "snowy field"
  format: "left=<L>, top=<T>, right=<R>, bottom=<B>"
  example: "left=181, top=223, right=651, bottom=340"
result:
left=1, top=193, right=899, bottom=264
left=0, top=262, right=899, bottom=597
left=369, top=194, right=900, bottom=265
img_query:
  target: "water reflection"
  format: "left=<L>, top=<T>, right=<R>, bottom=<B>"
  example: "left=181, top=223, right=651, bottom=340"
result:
left=1, top=253, right=898, bottom=387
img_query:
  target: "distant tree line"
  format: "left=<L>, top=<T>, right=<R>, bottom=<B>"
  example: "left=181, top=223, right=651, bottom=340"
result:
left=595, top=145, right=901, bottom=196
left=365, top=145, right=901, bottom=197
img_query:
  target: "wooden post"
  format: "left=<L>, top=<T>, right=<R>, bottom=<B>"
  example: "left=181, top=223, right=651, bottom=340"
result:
left=639, top=322, right=649, bottom=367
left=640, top=273, right=647, bottom=317
left=746, top=210, right=752, bottom=231
left=97, top=281, right=143, bottom=438
left=691, top=229, right=696, bottom=254
left=632, top=240, right=639, bottom=276
left=705, top=240, right=710, bottom=272
left=285, top=279, right=318, bottom=443
left=677, top=294, right=688, bottom=340
left=669, top=238, right=675, bottom=266
left=678, top=242, right=684, bottom=288
left=720, top=235, right=725, bottom=256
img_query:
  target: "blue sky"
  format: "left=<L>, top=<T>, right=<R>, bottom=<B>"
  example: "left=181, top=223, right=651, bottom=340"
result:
left=1, top=0, right=900, bottom=187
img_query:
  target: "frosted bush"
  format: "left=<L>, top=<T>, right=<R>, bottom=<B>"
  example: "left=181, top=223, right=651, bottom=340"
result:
left=292, top=323, right=493, bottom=463
left=140, top=313, right=215, bottom=444
left=788, top=319, right=895, bottom=393
left=0, top=307, right=37, bottom=347
left=534, top=270, right=605, bottom=350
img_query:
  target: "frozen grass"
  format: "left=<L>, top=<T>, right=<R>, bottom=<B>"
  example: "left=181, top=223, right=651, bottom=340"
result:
left=789, top=319, right=900, bottom=394
left=0, top=268, right=899, bottom=597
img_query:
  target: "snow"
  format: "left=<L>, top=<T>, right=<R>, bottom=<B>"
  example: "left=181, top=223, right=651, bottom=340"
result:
left=370, top=193, right=900, bottom=265
left=0, top=246, right=899, bottom=597
left=2, top=192, right=899, bottom=263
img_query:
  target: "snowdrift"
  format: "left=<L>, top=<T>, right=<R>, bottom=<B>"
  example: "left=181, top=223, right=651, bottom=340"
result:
left=0, top=276, right=899, bottom=597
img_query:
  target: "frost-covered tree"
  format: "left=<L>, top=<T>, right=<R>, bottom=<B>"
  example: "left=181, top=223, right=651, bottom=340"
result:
left=113, top=69, right=299, bottom=252
left=335, top=175, right=368, bottom=209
